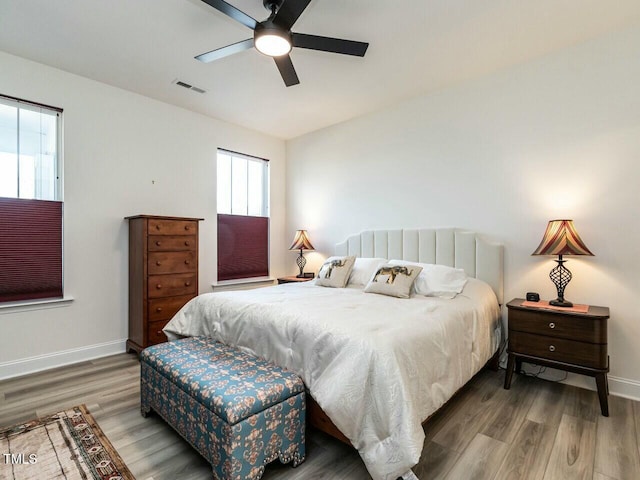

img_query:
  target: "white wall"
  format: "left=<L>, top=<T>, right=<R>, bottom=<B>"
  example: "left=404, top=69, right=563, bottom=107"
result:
left=286, top=27, right=640, bottom=398
left=0, top=51, right=286, bottom=376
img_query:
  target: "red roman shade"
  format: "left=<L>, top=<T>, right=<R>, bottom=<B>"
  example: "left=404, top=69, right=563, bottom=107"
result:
left=217, top=214, right=269, bottom=281
left=0, top=197, right=63, bottom=302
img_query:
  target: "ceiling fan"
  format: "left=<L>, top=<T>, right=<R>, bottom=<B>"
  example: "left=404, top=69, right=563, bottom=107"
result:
left=195, top=0, right=369, bottom=87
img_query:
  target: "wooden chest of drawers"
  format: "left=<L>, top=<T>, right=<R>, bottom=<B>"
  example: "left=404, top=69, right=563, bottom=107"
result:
left=504, top=298, right=610, bottom=416
left=126, top=215, right=203, bottom=354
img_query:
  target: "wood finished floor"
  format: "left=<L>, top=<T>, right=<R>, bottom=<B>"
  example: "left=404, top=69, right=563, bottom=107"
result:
left=1, top=354, right=639, bottom=480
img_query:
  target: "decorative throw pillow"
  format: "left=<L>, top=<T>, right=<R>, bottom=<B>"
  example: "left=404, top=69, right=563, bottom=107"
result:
left=364, top=263, right=423, bottom=298
left=389, top=260, right=468, bottom=298
left=347, top=257, right=388, bottom=287
left=316, top=256, right=356, bottom=288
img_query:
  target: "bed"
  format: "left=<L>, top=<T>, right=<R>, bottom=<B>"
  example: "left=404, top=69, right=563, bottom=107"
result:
left=164, top=228, right=503, bottom=480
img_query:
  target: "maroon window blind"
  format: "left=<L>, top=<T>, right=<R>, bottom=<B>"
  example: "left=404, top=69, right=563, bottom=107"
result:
left=0, top=197, right=63, bottom=302
left=217, top=214, right=269, bottom=281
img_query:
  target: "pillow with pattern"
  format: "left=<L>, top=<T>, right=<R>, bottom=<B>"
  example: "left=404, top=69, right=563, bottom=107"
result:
left=364, top=263, right=423, bottom=298
left=316, top=256, right=356, bottom=288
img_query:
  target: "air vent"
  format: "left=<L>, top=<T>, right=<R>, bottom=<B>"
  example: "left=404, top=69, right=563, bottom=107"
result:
left=172, top=79, right=207, bottom=94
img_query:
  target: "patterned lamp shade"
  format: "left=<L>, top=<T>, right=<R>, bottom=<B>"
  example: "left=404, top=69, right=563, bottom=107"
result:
left=289, top=230, right=315, bottom=251
left=532, top=220, right=593, bottom=256
left=532, top=219, right=593, bottom=308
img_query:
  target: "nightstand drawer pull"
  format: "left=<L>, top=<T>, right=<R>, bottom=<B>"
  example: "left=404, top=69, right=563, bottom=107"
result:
left=549, top=322, right=555, bottom=329
left=549, top=345, right=556, bottom=352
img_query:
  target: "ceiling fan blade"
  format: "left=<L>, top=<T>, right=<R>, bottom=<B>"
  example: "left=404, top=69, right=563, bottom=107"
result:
left=273, top=55, right=300, bottom=87
left=200, top=0, right=257, bottom=30
left=195, top=38, right=254, bottom=63
left=292, top=33, right=369, bottom=56
left=273, top=0, right=312, bottom=30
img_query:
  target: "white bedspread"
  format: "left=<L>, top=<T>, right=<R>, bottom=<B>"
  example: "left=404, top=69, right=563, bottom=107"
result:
left=164, top=278, right=500, bottom=480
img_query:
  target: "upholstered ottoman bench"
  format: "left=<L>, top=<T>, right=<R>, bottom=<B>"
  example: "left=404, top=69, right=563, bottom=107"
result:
left=140, top=336, right=306, bottom=480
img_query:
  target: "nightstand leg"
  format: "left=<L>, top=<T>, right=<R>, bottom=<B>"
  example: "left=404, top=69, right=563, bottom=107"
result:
left=515, top=358, right=523, bottom=374
left=595, top=373, right=609, bottom=417
left=504, top=354, right=515, bottom=389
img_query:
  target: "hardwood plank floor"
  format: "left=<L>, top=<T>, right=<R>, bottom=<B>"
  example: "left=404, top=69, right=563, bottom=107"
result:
left=1, top=354, right=639, bottom=480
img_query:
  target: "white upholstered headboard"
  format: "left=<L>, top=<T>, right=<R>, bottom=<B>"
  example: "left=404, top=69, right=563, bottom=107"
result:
left=335, top=228, right=504, bottom=305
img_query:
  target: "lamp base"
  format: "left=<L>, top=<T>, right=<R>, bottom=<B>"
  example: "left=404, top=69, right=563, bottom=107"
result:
left=549, top=298, right=573, bottom=308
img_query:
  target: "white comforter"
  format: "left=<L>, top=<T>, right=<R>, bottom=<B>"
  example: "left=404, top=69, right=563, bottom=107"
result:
left=164, top=278, right=501, bottom=480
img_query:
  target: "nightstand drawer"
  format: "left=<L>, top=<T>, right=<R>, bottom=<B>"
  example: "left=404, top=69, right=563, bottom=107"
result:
left=509, top=331, right=607, bottom=369
left=509, top=308, right=607, bottom=344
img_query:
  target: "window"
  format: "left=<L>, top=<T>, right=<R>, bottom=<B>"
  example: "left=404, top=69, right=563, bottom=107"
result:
left=216, top=149, right=269, bottom=281
left=0, top=95, right=63, bottom=303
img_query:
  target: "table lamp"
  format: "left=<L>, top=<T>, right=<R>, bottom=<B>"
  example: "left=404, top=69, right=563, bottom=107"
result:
left=289, top=230, right=315, bottom=278
left=532, top=219, right=593, bottom=307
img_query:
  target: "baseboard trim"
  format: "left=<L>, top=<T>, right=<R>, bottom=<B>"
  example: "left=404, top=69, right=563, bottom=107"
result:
left=562, top=373, right=640, bottom=402
left=0, top=339, right=128, bottom=381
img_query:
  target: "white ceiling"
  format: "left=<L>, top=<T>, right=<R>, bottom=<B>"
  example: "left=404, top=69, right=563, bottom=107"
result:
left=1, top=0, right=639, bottom=139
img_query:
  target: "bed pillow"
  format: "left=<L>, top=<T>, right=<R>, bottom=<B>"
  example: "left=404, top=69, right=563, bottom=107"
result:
left=316, top=256, right=356, bottom=288
left=347, top=257, right=388, bottom=287
left=364, top=263, right=423, bottom=298
left=389, top=260, right=468, bottom=298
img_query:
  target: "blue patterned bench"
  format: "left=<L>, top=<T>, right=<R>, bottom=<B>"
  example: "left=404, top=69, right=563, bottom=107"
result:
left=140, top=336, right=306, bottom=480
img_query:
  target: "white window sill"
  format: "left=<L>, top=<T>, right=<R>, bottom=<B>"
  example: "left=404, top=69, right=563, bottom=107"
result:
left=0, top=296, right=74, bottom=314
left=212, top=277, right=275, bottom=290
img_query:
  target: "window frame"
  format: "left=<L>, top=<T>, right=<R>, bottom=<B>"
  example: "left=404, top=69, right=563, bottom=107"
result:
left=0, top=93, right=64, bottom=304
left=216, top=148, right=270, bottom=282
left=0, top=94, right=63, bottom=202
left=216, top=148, right=269, bottom=218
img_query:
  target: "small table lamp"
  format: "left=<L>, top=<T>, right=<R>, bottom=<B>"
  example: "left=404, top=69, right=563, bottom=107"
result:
left=532, top=219, right=594, bottom=307
left=289, top=230, right=315, bottom=278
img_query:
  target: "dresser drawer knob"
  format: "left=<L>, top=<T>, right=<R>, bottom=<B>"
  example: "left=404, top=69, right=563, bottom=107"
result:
left=156, top=225, right=161, bottom=230
left=156, top=284, right=162, bottom=289
left=156, top=261, right=161, bottom=266
left=549, top=345, right=556, bottom=352
left=184, top=259, right=190, bottom=265
left=156, top=307, right=162, bottom=312
left=184, top=240, right=190, bottom=246
left=185, top=225, right=190, bottom=231
left=185, top=281, right=191, bottom=286
left=549, top=322, right=555, bottom=329
left=157, top=330, right=162, bottom=335
left=156, top=241, right=162, bottom=246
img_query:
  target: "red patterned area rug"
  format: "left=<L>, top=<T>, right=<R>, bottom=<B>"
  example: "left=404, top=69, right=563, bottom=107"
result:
left=0, top=404, right=135, bottom=480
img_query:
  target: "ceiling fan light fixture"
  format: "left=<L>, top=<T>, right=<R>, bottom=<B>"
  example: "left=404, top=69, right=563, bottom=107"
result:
left=254, top=25, right=292, bottom=57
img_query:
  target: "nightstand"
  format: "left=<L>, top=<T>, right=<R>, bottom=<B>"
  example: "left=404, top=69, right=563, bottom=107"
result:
left=277, top=276, right=314, bottom=285
left=504, top=298, right=610, bottom=416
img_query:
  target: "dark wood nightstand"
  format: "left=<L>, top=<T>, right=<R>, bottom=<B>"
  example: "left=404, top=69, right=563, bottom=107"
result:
left=504, top=298, right=610, bottom=416
left=277, top=276, right=314, bottom=284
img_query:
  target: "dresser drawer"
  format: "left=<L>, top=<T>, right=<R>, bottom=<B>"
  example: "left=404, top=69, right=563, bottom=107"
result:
left=509, top=331, right=607, bottom=369
left=149, top=219, right=198, bottom=235
left=148, top=251, right=196, bottom=274
left=509, top=308, right=606, bottom=344
left=148, top=273, right=197, bottom=298
left=148, top=235, right=196, bottom=252
left=147, top=320, right=169, bottom=346
left=148, top=295, right=195, bottom=322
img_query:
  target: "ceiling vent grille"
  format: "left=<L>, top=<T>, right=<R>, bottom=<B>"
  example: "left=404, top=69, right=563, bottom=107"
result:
left=173, top=79, right=207, bottom=94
